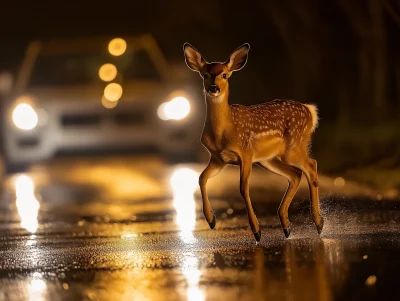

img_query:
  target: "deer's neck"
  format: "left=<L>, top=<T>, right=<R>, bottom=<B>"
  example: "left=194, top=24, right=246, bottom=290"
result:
left=204, top=92, right=233, bottom=138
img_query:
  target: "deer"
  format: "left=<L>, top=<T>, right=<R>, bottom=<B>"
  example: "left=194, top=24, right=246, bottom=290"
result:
left=183, top=43, right=324, bottom=242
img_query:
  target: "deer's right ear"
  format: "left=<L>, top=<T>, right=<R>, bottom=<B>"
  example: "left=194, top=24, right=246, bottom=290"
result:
left=183, top=43, right=205, bottom=72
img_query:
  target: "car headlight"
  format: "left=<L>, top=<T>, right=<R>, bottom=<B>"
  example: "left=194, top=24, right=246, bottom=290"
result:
left=158, top=96, right=191, bottom=121
left=12, top=103, right=38, bottom=130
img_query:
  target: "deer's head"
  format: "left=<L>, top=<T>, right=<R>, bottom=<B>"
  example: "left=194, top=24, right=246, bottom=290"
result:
left=183, top=43, right=250, bottom=98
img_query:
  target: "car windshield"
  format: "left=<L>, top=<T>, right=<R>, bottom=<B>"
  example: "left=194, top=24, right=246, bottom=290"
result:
left=29, top=49, right=161, bottom=87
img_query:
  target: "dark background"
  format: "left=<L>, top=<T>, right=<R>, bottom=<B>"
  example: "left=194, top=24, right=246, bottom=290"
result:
left=1, top=0, right=399, bottom=187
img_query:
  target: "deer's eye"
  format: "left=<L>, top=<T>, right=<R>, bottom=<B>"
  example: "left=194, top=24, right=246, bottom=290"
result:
left=222, top=73, right=227, bottom=79
left=203, top=74, right=209, bottom=79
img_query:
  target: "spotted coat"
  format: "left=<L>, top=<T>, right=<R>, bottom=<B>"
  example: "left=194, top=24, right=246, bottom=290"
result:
left=230, top=99, right=318, bottom=150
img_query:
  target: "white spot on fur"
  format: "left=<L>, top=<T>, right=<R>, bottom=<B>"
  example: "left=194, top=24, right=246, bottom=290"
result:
left=255, top=130, right=281, bottom=138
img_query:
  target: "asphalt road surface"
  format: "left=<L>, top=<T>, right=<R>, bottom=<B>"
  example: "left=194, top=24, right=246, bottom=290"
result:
left=0, top=156, right=399, bottom=301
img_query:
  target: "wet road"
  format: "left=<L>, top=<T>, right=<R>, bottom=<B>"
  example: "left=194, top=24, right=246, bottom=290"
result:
left=0, top=156, right=399, bottom=301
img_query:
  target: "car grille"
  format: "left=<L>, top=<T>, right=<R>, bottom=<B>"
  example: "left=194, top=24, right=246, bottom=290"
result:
left=113, top=112, right=147, bottom=126
left=60, top=110, right=150, bottom=128
left=17, top=137, right=39, bottom=148
left=61, top=114, right=101, bottom=127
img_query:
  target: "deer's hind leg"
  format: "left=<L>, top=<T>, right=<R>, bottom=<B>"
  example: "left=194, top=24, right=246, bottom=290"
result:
left=239, top=156, right=261, bottom=242
left=283, top=147, right=324, bottom=235
left=257, top=158, right=302, bottom=238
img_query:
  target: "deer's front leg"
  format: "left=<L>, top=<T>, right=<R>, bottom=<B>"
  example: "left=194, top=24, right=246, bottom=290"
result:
left=199, top=158, right=225, bottom=229
left=240, top=158, right=261, bottom=242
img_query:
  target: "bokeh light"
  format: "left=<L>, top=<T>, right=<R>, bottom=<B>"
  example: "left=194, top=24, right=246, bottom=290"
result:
left=158, top=97, right=190, bottom=120
left=334, top=177, right=346, bottom=188
left=365, top=275, right=377, bottom=286
left=98, top=63, right=117, bottom=82
left=12, top=103, right=38, bottom=130
left=157, top=103, right=168, bottom=120
left=102, top=95, right=118, bottom=109
left=104, top=83, right=123, bottom=102
left=108, top=38, right=127, bottom=56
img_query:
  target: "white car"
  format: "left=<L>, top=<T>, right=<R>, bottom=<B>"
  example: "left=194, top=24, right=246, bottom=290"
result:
left=2, top=35, right=204, bottom=172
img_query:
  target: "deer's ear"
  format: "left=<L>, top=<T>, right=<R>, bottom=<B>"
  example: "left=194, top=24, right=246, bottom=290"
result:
left=183, top=43, right=206, bottom=72
left=225, top=43, right=250, bottom=72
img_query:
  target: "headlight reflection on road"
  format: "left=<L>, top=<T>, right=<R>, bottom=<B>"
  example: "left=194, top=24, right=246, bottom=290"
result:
left=170, top=167, right=199, bottom=241
left=170, top=168, right=204, bottom=300
left=28, top=273, right=47, bottom=301
left=14, top=175, right=40, bottom=233
left=182, top=253, right=204, bottom=301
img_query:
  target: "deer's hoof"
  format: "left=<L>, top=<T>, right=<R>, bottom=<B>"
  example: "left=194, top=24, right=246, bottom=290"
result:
left=253, top=229, right=262, bottom=242
left=283, top=227, right=291, bottom=238
left=316, top=216, right=324, bottom=235
left=208, top=215, right=216, bottom=229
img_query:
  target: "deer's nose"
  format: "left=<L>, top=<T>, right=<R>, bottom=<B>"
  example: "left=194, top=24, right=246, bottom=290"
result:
left=209, top=85, right=220, bottom=93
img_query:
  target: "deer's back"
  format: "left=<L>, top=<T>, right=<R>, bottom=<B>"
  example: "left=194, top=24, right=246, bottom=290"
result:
left=230, top=99, right=315, bottom=158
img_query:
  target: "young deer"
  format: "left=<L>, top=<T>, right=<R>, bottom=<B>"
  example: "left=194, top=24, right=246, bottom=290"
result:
left=183, top=43, right=324, bottom=242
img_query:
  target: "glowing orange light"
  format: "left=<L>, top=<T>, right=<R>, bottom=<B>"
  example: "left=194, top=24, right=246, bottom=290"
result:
left=102, top=95, right=118, bottom=109
left=333, top=177, right=345, bottom=188
left=365, top=275, right=377, bottom=286
left=104, top=83, right=123, bottom=102
left=98, top=63, right=117, bottom=82
left=108, top=38, right=127, bottom=56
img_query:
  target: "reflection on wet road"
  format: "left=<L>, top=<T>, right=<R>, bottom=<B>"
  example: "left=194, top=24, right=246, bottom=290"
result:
left=171, top=167, right=199, bottom=241
left=14, top=175, right=40, bottom=233
left=171, top=168, right=205, bottom=301
left=0, top=156, right=399, bottom=301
